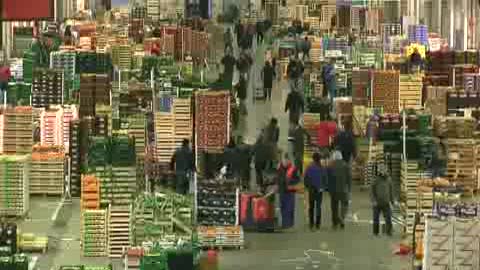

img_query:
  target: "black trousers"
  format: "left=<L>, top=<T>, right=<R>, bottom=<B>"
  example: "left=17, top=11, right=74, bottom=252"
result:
left=330, top=193, right=349, bottom=227
left=373, top=204, right=393, bottom=235
left=257, top=33, right=263, bottom=43
left=264, top=88, right=272, bottom=100
left=309, top=190, right=323, bottom=227
left=255, top=161, right=266, bottom=189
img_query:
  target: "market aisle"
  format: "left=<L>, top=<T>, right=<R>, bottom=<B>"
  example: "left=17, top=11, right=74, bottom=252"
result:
left=220, top=41, right=408, bottom=270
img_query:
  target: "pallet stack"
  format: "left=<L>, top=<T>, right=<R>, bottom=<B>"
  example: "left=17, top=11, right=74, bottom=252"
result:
left=197, top=180, right=238, bottom=226
left=124, top=247, right=144, bottom=270
left=320, top=5, right=336, bottom=29
left=400, top=161, right=423, bottom=234
left=81, top=175, right=100, bottom=210
left=127, top=114, right=146, bottom=159
left=32, top=68, right=63, bottom=108
left=195, top=91, right=230, bottom=152
left=0, top=107, right=33, bottom=155
left=30, top=145, right=65, bottom=195
left=373, top=70, right=400, bottom=113
left=399, top=74, right=423, bottom=110
left=446, top=139, right=477, bottom=190
left=0, top=155, right=30, bottom=217
left=425, top=86, right=450, bottom=116
left=108, top=205, right=132, bottom=258
left=81, top=209, right=108, bottom=257
left=154, top=97, right=192, bottom=163
left=95, top=166, right=137, bottom=206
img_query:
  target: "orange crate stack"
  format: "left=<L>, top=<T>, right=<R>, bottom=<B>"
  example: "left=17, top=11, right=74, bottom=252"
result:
left=81, top=175, right=100, bottom=209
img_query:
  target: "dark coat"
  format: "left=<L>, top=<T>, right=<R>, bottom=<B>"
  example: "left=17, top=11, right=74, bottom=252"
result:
left=262, top=64, right=275, bottom=89
left=330, top=160, right=352, bottom=199
left=285, top=91, right=304, bottom=115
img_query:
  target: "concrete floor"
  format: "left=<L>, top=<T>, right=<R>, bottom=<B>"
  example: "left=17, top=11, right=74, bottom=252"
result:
left=16, top=37, right=411, bottom=270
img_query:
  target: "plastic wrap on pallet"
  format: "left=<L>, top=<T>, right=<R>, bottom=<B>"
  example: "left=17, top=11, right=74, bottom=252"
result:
left=408, top=24, right=428, bottom=45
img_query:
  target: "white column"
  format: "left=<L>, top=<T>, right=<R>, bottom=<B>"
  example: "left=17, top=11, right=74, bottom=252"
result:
left=462, top=0, right=468, bottom=50
left=416, top=0, right=421, bottom=24
left=434, top=0, right=442, bottom=34
left=449, top=0, right=454, bottom=48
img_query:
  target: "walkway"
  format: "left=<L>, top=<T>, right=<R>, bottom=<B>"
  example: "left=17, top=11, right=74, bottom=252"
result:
left=220, top=38, right=408, bottom=270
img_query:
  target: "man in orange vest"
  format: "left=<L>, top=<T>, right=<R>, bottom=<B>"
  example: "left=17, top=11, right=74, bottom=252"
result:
left=277, top=153, right=300, bottom=229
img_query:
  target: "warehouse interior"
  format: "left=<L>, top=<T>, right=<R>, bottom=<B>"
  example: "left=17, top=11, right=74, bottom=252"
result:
left=1, top=0, right=480, bottom=269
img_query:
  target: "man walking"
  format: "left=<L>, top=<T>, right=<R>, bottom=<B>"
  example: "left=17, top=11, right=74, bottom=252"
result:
left=170, top=139, right=195, bottom=194
left=288, top=123, right=310, bottom=174
left=285, top=90, right=304, bottom=126
left=371, top=164, right=393, bottom=236
left=329, top=151, right=352, bottom=229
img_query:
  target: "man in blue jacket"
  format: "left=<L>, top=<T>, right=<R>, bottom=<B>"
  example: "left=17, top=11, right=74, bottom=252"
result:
left=322, top=58, right=336, bottom=109
left=304, top=152, right=328, bottom=230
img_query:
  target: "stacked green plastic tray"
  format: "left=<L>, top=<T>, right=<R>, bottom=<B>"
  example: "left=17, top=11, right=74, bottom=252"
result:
left=7, top=82, right=31, bottom=106
left=140, top=253, right=167, bottom=270
left=22, top=50, right=37, bottom=83
left=0, top=254, right=28, bottom=270
left=88, top=136, right=110, bottom=167
left=111, top=134, right=136, bottom=166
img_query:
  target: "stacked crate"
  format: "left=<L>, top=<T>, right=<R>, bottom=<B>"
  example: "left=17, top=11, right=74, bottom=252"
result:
left=81, top=175, right=100, bottom=210
left=108, top=205, right=132, bottom=258
left=40, top=108, right=63, bottom=146
left=373, top=70, right=400, bottom=113
left=352, top=70, right=369, bottom=106
left=446, top=139, right=477, bottom=190
left=7, top=82, right=31, bottom=106
left=127, top=114, right=146, bottom=159
left=399, top=74, right=423, bottom=110
left=0, top=155, right=30, bottom=217
left=62, top=106, right=78, bottom=153
left=30, top=145, right=65, bottom=195
left=112, top=45, right=132, bottom=71
left=195, top=92, right=230, bottom=152
left=81, top=209, right=108, bottom=257
left=0, top=107, right=33, bottom=155
left=95, top=166, right=137, bottom=206
left=32, top=68, right=63, bottom=108
left=79, top=74, right=96, bottom=117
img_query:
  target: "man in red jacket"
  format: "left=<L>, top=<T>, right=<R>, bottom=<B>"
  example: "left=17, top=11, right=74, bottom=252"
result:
left=315, top=116, right=337, bottom=156
left=0, top=65, right=11, bottom=105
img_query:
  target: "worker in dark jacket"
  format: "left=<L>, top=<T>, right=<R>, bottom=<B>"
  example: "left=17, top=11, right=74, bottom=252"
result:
left=222, top=139, right=237, bottom=178
left=333, top=121, right=356, bottom=163
left=329, top=151, right=351, bottom=229
left=263, top=118, right=280, bottom=170
left=322, top=58, right=336, bottom=108
left=285, top=90, right=305, bottom=125
left=288, top=123, right=311, bottom=173
left=221, top=50, right=236, bottom=91
left=286, top=55, right=304, bottom=92
left=170, top=139, right=195, bottom=194
left=237, top=140, right=254, bottom=190
left=304, top=152, right=328, bottom=230
left=371, top=164, right=393, bottom=236
left=254, top=132, right=271, bottom=191
left=235, top=74, right=248, bottom=101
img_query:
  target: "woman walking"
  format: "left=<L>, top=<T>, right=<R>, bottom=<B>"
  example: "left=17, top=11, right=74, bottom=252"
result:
left=262, top=61, right=275, bottom=101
